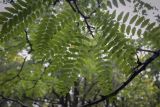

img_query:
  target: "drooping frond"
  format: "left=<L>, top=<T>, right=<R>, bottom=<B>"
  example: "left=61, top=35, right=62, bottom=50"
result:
left=91, top=11, right=136, bottom=73
left=106, top=10, right=160, bottom=50
left=32, top=9, right=80, bottom=60
left=0, top=0, right=54, bottom=41
left=143, top=26, right=160, bottom=48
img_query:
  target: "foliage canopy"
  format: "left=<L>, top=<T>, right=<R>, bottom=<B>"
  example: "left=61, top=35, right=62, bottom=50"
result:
left=0, top=0, right=160, bottom=107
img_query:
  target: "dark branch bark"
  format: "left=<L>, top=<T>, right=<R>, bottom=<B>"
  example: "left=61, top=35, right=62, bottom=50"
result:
left=0, top=95, right=28, bottom=107
left=24, top=29, right=33, bottom=54
left=137, top=48, right=156, bottom=53
left=66, top=0, right=94, bottom=38
left=66, top=0, right=76, bottom=12
left=53, top=0, right=60, bottom=5
left=72, top=81, right=79, bottom=107
left=82, top=49, right=160, bottom=107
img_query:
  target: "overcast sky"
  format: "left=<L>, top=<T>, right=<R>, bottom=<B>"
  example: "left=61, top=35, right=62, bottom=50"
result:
left=0, top=0, right=159, bottom=22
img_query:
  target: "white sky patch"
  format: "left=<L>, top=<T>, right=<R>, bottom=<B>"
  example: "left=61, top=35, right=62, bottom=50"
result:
left=144, top=74, right=148, bottom=78
left=87, top=3, right=92, bottom=9
left=131, top=35, right=139, bottom=40
left=69, top=88, right=73, bottom=95
left=78, top=74, right=81, bottom=77
left=32, top=103, right=40, bottom=107
left=18, top=49, right=31, bottom=60
left=146, top=68, right=151, bottom=72
left=30, top=70, right=34, bottom=73
left=158, top=73, right=160, bottom=81
left=43, top=62, right=50, bottom=67
left=48, top=72, right=52, bottom=76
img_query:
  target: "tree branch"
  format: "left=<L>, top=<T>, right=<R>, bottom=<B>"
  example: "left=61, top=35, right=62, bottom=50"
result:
left=53, top=0, right=60, bottom=5
left=135, top=53, right=143, bottom=69
left=66, top=0, right=76, bottom=12
left=0, top=95, right=28, bottom=107
left=24, top=96, right=59, bottom=105
left=137, top=48, right=156, bottom=53
left=66, top=0, right=94, bottom=37
left=26, top=63, right=50, bottom=90
left=24, top=29, right=33, bottom=54
left=82, top=49, right=160, bottom=107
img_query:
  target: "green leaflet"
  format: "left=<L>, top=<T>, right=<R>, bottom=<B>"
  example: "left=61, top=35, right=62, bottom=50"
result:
left=126, top=25, right=131, bottom=35
left=123, top=12, right=130, bottom=23
left=121, top=24, right=126, bottom=32
left=0, top=12, right=13, bottom=18
left=146, top=22, right=156, bottom=31
left=135, top=16, right=145, bottom=26
left=130, top=15, right=138, bottom=24
left=111, top=10, right=117, bottom=19
left=112, top=0, right=118, bottom=8
left=141, top=19, right=150, bottom=28
left=108, top=0, right=131, bottom=8
left=119, top=0, right=126, bottom=5
left=137, top=29, right=142, bottom=36
left=107, top=1, right=112, bottom=8
left=17, top=0, right=28, bottom=7
left=117, top=12, right=124, bottom=21
left=132, top=27, right=136, bottom=35
left=4, top=7, right=17, bottom=13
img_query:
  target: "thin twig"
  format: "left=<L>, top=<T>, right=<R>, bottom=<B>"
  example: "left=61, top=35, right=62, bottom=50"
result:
left=137, top=48, right=156, bottom=53
left=0, top=95, right=28, bottom=107
left=26, top=64, right=49, bottom=90
left=136, top=53, right=142, bottom=65
left=66, top=0, right=76, bottom=12
left=0, top=57, right=26, bottom=86
left=25, top=71, right=44, bottom=90
left=96, top=0, right=101, bottom=8
left=24, top=96, right=59, bottom=105
left=66, top=0, right=94, bottom=37
left=53, top=0, right=60, bottom=5
left=24, top=29, right=33, bottom=54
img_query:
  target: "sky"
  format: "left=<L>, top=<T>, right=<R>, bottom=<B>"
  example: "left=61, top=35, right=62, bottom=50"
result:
left=0, top=0, right=159, bottom=22
left=115, top=0, right=160, bottom=23
left=0, top=0, right=160, bottom=10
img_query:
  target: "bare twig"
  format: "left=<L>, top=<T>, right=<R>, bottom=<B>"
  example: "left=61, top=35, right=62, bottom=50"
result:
left=0, top=57, right=26, bottom=86
left=24, top=96, right=59, bottom=105
left=66, top=0, right=94, bottom=37
left=25, top=70, right=44, bottom=90
left=26, top=63, right=50, bottom=90
left=66, top=0, right=76, bottom=12
left=135, top=53, right=142, bottom=66
left=53, top=0, right=60, bottom=5
left=24, top=29, right=33, bottom=54
left=96, top=0, right=101, bottom=8
left=137, top=48, right=156, bottom=53
left=0, top=95, right=28, bottom=107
